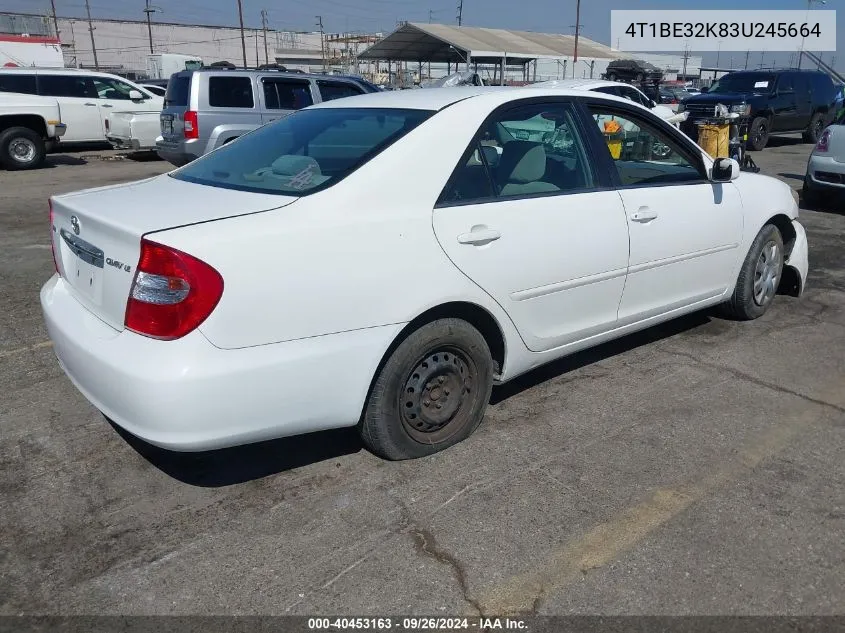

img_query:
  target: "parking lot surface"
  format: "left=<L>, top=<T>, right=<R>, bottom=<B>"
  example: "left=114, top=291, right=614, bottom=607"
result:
left=1, top=144, right=844, bottom=616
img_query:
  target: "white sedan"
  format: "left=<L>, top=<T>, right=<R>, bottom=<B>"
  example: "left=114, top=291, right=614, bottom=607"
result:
left=42, top=87, right=809, bottom=460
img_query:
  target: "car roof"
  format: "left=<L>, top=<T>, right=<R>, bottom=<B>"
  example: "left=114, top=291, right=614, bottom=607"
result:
left=310, top=86, right=642, bottom=111
left=0, top=67, right=137, bottom=81
left=185, top=69, right=367, bottom=82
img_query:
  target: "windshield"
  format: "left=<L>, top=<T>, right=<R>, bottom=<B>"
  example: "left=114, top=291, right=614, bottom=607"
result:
left=171, top=107, right=433, bottom=195
left=708, top=73, right=775, bottom=94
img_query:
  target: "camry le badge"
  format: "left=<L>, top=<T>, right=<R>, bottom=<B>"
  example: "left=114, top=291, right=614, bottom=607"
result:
left=70, top=215, right=80, bottom=235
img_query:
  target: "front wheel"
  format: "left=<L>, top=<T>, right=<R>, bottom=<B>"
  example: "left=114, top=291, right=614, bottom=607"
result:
left=359, top=318, right=494, bottom=460
left=722, top=224, right=784, bottom=320
left=748, top=117, right=770, bottom=151
left=0, top=126, right=46, bottom=170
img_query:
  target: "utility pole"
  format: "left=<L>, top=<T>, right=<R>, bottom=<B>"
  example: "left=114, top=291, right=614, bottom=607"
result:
left=573, top=0, right=581, bottom=64
left=236, top=0, right=248, bottom=68
left=681, top=41, right=689, bottom=80
left=456, top=0, right=463, bottom=26
left=84, top=0, right=99, bottom=70
left=49, top=0, right=60, bottom=41
left=316, top=15, right=326, bottom=73
left=143, top=0, right=155, bottom=54
left=429, top=9, right=433, bottom=23
left=261, top=9, right=269, bottom=64
left=744, top=50, right=750, bottom=69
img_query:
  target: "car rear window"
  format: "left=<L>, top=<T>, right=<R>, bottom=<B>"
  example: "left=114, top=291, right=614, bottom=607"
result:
left=208, top=76, right=254, bottom=108
left=170, top=107, right=433, bottom=195
left=0, top=73, right=37, bottom=94
left=165, top=75, right=191, bottom=106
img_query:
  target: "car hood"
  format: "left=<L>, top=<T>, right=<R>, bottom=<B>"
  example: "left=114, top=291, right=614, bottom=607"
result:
left=687, top=92, right=761, bottom=104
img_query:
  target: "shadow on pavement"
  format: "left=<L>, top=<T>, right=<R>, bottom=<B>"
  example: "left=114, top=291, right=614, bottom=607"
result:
left=764, top=136, right=809, bottom=149
left=110, top=421, right=363, bottom=487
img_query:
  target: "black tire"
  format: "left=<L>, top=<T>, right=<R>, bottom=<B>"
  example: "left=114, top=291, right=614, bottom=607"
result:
left=0, top=126, right=46, bottom=170
left=635, top=73, right=644, bottom=82
left=747, top=117, right=770, bottom=151
left=359, top=318, right=494, bottom=460
left=802, top=112, right=825, bottom=144
left=722, top=224, right=785, bottom=321
left=607, top=72, right=617, bottom=81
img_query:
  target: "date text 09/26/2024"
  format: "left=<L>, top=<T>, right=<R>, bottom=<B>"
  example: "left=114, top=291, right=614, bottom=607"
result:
left=307, top=618, right=528, bottom=630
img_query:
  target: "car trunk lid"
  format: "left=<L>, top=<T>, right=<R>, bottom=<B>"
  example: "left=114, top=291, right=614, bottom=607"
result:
left=50, top=174, right=297, bottom=331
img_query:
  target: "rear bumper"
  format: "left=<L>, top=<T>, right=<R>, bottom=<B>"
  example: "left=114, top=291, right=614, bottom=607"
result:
left=41, top=275, right=401, bottom=451
left=156, top=138, right=200, bottom=166
left=107, top=136, right=144, bottom=151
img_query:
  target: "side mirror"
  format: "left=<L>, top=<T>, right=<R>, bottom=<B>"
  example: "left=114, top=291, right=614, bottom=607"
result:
left=649, top=99, right=657, bottom=108
left=129, top=89, right=144, bottom=101
left=711, top=157, right=740, bottom=182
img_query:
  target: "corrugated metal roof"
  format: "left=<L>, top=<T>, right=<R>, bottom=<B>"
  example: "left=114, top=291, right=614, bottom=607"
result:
left=359, top=22, right=623, bottom=62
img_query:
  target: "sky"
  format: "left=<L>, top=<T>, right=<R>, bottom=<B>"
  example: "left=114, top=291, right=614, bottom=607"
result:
left=3, top=0, right=842, bottom=71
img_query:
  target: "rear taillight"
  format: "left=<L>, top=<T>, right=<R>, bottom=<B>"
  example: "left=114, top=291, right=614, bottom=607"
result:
left=816, top=129, right=830, bottom=152
left=125, top=239, right=223, bottom=340
left=183, top=110, right=198, bottom=139
left=49, top=199, right=59, bottom=276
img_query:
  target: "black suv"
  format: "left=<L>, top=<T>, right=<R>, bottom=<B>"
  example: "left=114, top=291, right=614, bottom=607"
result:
left=680, top=69, right=836, bottom=150
left=603, top=59, right=663, bottom=85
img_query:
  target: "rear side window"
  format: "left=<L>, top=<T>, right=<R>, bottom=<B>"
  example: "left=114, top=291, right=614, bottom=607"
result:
left=262, top=79, right=313, bottom=110
left=39, top=75, right=96, bottom=98
left=318, top=80, right=363, bottom=102
left=208, top=76, right=254, bottom=108
left=0, top=73, right=37, bottom=94
left=171, top=107, right=432, bottom=195
left=165, top=75, right=191, bottom=106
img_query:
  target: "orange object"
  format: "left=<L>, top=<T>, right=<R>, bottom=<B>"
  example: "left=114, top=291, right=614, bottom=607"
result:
left=604, top=120, right=621, bottom=134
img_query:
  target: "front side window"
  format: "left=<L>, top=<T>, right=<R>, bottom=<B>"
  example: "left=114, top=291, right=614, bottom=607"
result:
left=318, top=81, right=363, bottom=102
left=262, top=79, right=313, bottom=110
left=92, top=77, right=136, bottom=100
left=208, top=76, right=254, bottom=108
left=171, top=107, right=432, bottom=195
left=441, top=102, right=594, bottom=203
left=0, top=73, right=37, bottom=94
left=590, top=106, right=704, bottom=186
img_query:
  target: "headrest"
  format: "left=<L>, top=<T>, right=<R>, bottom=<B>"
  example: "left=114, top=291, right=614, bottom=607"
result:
left=498, top=141, right=546, bottom=184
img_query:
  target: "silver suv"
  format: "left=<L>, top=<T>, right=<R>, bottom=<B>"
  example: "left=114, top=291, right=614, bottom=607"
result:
left=156, top=69, right=379, bottom=166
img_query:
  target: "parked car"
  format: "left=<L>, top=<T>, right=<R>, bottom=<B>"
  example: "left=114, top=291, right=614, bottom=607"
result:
left=658, top=85, right=693, bottom=111
left=0, top=92, right=66, bottom=170
left=156, top=69, right=379, bottom=166
left=679, top=69, right=837, bottom=151
left=603, top=59, right=663, bottom=85
left=532, top=79, right=676, bottom=119
left=0, top=68, right=163, bottom=146
left=803, top=109, right=845, bottom=207
left=42, top=88, right=808, bottom=460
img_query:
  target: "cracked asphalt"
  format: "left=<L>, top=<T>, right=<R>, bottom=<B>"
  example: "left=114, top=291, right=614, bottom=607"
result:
left=1, top=139, right=843, bottom=616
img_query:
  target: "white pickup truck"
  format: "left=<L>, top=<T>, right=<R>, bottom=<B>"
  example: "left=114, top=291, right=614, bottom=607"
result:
left=106, top=110, right=162, bottom=152
left=0, top=93, right=67, bottom=170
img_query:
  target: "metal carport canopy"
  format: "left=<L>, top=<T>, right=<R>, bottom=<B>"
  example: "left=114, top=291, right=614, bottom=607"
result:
left=358, top=22, right=621, bottom=64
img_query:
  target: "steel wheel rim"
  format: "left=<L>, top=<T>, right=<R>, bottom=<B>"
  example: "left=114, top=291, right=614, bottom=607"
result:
left=399, top=346, right=476, bottom=444
left=755, top=123, right=767, bottom=145
left=10, top=138, right=36, bottom=163
left=753, top=239, right=782, bottom=306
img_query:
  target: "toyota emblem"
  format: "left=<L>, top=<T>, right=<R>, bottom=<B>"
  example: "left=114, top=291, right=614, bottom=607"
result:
left=70, top=215, right=80, bottom=235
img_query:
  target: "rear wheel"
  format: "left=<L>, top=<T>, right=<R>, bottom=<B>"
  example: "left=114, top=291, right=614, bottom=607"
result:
left=802, top=112, right=825, bottom=144
left=722, top=224, right=784, bottom=320
left=0, top=127, right=46, bottom=170
left=359, top=318, right=494, bottom=460
left=607, top=72, right=617, bottom=81
left=748, top=117, right=770, bottom=151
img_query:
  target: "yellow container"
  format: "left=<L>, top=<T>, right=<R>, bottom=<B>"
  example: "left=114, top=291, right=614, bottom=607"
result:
left=697, top=123, right=730, bottom=158
left=606, top=139, right=622, bottom=159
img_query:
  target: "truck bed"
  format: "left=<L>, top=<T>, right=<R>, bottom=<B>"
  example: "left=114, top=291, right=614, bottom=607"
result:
left=106, top=110, right=162, bottom=151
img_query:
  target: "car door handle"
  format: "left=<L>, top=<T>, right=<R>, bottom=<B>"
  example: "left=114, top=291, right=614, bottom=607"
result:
left=101, top=104, right=113, bottom=108
left=84, top=102, right=97, bottom=106
left=457, top=226, right=501, bottom=246
left=630, top=207, right=658, bottom=223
